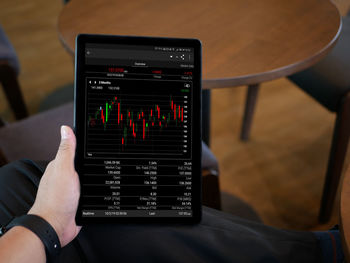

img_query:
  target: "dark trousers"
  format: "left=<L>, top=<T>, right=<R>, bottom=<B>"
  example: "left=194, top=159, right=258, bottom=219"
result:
left=0, top=160, right=321, bottom=263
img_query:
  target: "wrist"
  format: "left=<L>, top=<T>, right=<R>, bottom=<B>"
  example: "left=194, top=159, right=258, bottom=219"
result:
left=28, top=208, right=64, bottom=246
left=3, top=214, right=62, bottom=262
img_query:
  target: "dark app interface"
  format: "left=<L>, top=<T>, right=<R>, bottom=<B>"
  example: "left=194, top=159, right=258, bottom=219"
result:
left=82, top=43, right=195, bottom=217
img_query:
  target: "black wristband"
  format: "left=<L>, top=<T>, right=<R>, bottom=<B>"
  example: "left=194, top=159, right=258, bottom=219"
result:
left=6, top=214, right=61, bottom=262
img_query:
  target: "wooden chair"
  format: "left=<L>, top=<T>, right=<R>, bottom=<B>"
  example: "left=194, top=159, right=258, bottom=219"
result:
left=340, top=163, right=350, bottom=262
left=0, top=25, right=28, bottom=120
left=240, top=14, right=350, bottom=223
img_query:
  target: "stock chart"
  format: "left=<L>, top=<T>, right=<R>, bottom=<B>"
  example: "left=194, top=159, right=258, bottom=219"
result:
left=85, top=78, right=191, bottom=159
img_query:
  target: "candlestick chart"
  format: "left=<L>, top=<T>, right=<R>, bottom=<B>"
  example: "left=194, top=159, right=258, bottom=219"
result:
left=85, top=78, right=191, bottom=158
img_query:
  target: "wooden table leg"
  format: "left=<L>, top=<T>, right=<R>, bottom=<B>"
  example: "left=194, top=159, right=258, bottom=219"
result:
left=240, top=84, right=260, bottom=141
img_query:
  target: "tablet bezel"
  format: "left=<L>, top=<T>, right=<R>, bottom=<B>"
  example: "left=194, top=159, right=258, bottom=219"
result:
left=74, top=34, right=202, bottom=224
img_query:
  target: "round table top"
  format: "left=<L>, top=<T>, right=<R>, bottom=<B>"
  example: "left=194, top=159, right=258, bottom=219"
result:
left=341, top=164, right=350, bottom=261
left=58, top=0, right=341, bottom=89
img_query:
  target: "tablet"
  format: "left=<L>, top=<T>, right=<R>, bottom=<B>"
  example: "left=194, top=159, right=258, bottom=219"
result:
left=74, top=34, right=202, bottom=224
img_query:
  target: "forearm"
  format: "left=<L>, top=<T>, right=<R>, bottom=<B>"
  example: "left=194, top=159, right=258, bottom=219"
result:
left=0, top=226, right=46, bottom=263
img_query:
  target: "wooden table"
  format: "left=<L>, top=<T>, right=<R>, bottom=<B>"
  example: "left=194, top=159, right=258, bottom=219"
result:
left=58, top=0, right=341, bottom=89
left=58, top=0, right=341, bottom=144
left=341, top=164, right=350, bottom=261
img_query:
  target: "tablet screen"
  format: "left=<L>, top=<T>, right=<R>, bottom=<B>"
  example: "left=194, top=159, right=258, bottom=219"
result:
left=75, top=35, right=201, bottom=222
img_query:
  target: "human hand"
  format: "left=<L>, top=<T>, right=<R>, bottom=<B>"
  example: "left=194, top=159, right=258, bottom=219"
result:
left=28, top=126, right=81, bottom=247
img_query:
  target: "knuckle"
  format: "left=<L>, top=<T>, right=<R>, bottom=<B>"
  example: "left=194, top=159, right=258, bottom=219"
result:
left=46, top=160, right=55, bottom=170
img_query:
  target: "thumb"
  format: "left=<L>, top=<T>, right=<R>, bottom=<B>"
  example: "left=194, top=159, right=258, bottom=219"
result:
left=55, top=125, right=76, bottom=166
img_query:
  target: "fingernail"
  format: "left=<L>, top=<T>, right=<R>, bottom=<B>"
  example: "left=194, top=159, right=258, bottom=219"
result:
left=61, top=126, right=70, bottom=139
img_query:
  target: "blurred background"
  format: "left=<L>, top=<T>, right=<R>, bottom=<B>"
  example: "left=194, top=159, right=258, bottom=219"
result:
left=0, top=0, right=349, bottom=231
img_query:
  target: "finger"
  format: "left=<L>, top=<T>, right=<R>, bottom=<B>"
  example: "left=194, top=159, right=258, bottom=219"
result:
left=55, top=125, right=76, bottom=167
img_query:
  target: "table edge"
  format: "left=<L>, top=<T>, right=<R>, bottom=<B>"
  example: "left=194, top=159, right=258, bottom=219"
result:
left=57, top=0, right=342, bottom=89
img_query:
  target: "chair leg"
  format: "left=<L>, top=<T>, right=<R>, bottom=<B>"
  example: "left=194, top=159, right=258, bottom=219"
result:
left=202, top=89, right=211, bottom=146
left=202, top=169, right=222, bottom=210
left=0, top=62, right=28, bottom=120
left=0, top=148, right=8, bottom=167
left=0, top=117, right=5, bottom=127
left=240, top=84, right=260, bottom=141
left=319, top=93, right=350, bottom=223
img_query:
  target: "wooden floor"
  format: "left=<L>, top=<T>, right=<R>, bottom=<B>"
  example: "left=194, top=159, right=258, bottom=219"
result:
left=212, top=81, right=345, bottom=230
left=1, top=0, right=349, bottom=231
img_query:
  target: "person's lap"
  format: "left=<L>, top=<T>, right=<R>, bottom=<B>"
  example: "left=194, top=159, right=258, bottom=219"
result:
left=0, top=160, right=321, bottom=263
